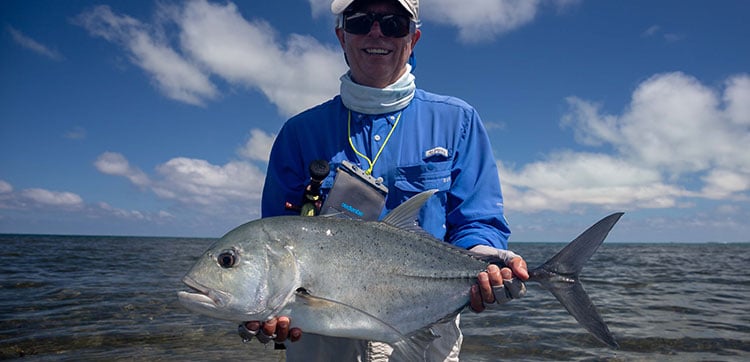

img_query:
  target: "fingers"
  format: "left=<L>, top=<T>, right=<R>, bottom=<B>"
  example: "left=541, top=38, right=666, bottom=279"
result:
left=289, top=327, right=303, bottom=342
left=479, top=265, right=505, bottom=304
left=508, top=257, right=529, bottom=281
left=262, top=318, right=278, bottom=337
left=470, top=284, right=485, bottom=313
left=472, top=263, right=528, bottom=312
left=471, top=264, right=503, bottom=312
left=241, top=317, right=302, bottom=344
left=275, top=316, right=290, bottom=342
left=503, top=276, right=527, bottom=299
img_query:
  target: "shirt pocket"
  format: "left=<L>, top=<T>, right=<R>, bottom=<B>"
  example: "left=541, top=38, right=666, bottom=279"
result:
left=394, top=160, right=452, bottom=195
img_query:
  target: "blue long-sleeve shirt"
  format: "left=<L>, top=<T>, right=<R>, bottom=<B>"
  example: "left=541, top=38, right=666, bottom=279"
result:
left=262, top=89, right=510, bottom=250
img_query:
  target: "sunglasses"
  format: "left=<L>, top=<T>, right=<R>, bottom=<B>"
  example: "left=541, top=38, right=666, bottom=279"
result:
left=343, top=11, right=416, bottom=38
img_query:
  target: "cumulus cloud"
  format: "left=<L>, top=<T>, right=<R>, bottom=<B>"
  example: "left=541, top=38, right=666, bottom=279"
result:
left=642, top=24, right=684, bottom=42
left=0, top=180, right=12, bottom=194
left=499, top=153, right=692, bottom=212
left=20, top=189, right=84, bottom=207
left=0, top=180, right=84, bottom=211
left=503, top=72, right=750, bottom=213
left=309, top=0, right=573, bottom=43
left=74, top=5, right=218, bottom=106
left=153, top=157, right=265, bottom=206
left=237, top=129, right=276, bottom=162
left=76, top=0, right=345, bottom=116
left=425, top=0, right=540, bottom=43
left=94, top=152, right=151, bottom=186
left=7, top=25, right=64, bottom=61
left=94, top=152, right=265, bottom=217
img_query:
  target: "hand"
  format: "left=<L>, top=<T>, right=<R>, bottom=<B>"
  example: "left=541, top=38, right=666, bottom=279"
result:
left=470, top=257, right=529, bottom=313
left=239, top=316, right=302, bottom=344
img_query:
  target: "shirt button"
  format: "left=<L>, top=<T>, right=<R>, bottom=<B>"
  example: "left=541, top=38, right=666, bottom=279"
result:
left=374, top=135, right=382, bottom=141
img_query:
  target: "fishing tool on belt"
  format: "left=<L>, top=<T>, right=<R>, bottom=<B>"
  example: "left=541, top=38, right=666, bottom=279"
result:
left=299, top=160, right=330, bottom=217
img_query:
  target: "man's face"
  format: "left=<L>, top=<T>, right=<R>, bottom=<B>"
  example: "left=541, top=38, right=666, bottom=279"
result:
left=336, top=1, right=420, bottom=88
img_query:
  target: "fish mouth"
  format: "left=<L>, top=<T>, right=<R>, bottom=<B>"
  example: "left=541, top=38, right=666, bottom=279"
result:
left=178, top=276, right=225, bottom=309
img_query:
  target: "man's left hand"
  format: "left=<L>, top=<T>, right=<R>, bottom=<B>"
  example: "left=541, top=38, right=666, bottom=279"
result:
left=470, top=257, right=528, bottom=313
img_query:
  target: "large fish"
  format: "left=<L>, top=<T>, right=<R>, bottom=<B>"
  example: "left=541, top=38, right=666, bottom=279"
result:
left=178, top=191, right=621, bottom=356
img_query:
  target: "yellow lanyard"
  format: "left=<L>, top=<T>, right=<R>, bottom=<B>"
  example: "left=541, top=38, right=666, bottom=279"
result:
left=347, top=110, right=402, bottom=175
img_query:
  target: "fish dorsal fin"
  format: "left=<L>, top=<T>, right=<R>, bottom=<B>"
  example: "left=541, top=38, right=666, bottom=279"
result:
left=381, top=190, right=437, bottom=235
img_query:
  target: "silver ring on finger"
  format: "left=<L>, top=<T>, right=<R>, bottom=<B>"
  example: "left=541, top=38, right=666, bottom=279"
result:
left=238, top=323, right=259, bottom=343
left=256, top=330, right=277, bottom=344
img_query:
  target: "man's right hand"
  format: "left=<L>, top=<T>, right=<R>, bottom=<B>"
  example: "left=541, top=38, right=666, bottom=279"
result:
left=240, top=317, right=302, bottom=344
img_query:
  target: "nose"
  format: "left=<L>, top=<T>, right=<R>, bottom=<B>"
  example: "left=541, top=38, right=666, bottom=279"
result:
left=367, top=19, right=385, bottom=37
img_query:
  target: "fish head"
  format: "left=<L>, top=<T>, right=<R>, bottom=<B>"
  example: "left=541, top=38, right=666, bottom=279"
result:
left=178, top=221, right=299, bottom=322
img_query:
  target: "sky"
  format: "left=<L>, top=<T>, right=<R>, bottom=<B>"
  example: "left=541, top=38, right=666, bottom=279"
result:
left=1, top=0, right=749, bottom=243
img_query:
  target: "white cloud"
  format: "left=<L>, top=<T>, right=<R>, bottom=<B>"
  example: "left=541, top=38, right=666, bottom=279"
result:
left=94, top=152, right=151, bottom=186
left=499, top=153, right=691, bottom=212
left=238, top=129, right=276, bottom=162
left=423, top=0, right=582, bottom=43
left=153, top=157, right=265, bottom=207
left=20, top=188, right=84, bottom=208
left=63, top=126, right=87, bottom=140
left=307, top=0, right=333, bottom=17
left=564, top=72, right=750, bottom=175
left=701, top=169, right=750, bottom=200
left=724, top=74, right=750, bottom=126
left=310, top=0, right=576, bottom=43
left=74, top=5, right=218, bottom=106
left=504, top=72, right=750, bottom=213
left=93, top=152, right=266, bottom=218
left=0, top=180, right=12, bottom=194
left=7, top=25, right=64, bottom=61
left=424, top=0, right=539, bottom=42
left=0, top=180, right=83, bottom=210
left=642, top=25, right=660, bottom=37
left=175, top=0, right=345, bottom=116
left=76, top=0, right=345, bottom=116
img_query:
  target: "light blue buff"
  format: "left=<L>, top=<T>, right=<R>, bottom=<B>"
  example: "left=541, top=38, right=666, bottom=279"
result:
left=339, top=64, right=416, bottom=115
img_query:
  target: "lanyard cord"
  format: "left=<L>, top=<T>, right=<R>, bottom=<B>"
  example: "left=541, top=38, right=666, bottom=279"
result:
left=347, top=110, right=402, bottom=175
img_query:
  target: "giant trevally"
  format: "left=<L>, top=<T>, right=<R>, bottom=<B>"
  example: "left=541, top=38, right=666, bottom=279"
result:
left=178, top=190, right=622, bottom=356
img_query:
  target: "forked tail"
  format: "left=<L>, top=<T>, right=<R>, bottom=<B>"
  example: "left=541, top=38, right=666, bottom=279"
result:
left=528, top=213, right=623, bottom=348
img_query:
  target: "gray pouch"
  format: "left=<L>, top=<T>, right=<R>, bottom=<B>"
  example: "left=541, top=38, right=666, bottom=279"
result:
left=320, top=160, right=388, bottom=221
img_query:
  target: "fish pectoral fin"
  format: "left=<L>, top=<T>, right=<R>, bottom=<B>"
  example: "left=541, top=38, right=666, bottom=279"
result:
left=294, top=290, right=406, bottom=341
left=292, top=290, right=423, bottom=358
left=293, top=291, right=434, bottom=360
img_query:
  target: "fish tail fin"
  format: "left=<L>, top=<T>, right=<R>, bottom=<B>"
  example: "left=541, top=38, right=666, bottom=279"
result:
left=529, top=213, right=623, bottom=348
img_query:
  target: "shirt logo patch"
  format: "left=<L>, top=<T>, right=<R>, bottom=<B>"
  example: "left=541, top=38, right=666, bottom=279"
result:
left=424, top=147, right=449, bottom=159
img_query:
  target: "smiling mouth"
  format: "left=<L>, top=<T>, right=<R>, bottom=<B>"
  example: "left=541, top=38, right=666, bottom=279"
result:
left=365, top=48, right=391, bottom=55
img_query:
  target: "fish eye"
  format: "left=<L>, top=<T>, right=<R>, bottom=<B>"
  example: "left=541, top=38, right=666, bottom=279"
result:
left=217, top=249, right=238, bottom=268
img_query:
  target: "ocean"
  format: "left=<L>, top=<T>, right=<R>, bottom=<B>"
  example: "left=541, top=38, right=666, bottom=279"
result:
left=1, top=234, right=748, bottom=361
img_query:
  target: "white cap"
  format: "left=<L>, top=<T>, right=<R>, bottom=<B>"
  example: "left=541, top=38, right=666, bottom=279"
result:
left=331, top=0, right=419, bottom=20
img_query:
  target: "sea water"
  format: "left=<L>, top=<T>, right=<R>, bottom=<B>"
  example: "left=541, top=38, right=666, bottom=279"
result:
left=1, top=234, right=748, bottom=361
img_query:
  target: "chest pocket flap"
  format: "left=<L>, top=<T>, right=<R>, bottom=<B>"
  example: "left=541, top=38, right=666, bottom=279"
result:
left=395, top=160, right=452, bottom=193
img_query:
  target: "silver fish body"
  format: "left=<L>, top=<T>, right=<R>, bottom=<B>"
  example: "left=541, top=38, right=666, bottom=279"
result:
left=179, top=191, right=621, bottom=349
left=180, top=215, right=487, bottom=344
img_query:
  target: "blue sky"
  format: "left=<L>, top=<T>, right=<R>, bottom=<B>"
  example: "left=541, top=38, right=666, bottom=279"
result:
left=1, top=0, right=749, bottom=242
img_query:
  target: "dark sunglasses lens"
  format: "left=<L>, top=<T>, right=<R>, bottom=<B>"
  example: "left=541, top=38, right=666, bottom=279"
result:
left=379, top=15, right=410, bottom=37
left=344, top=13, right=374, bottom=35
left=344, top=13, right=411, bottom=38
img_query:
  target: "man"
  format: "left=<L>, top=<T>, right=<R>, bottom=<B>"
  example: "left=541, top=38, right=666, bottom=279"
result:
left=243, top=0, right=529, bottom=360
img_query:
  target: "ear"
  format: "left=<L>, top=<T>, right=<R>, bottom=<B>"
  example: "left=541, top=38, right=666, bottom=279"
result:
left=335, top=27, right=346, bottom=49
left=410, top=29, right=421, bottom=49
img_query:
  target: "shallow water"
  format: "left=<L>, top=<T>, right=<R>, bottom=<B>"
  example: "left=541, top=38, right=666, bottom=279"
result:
left=1, top=234, right=748, bottom=361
